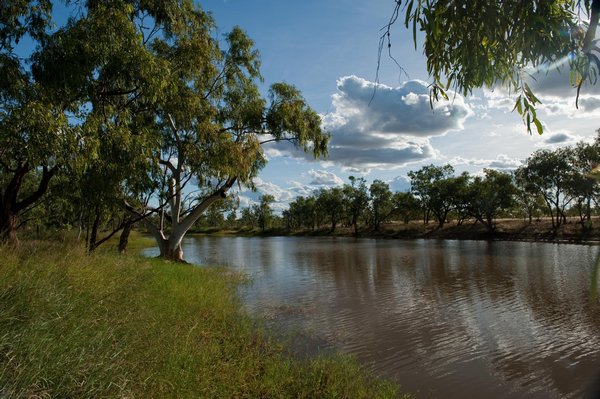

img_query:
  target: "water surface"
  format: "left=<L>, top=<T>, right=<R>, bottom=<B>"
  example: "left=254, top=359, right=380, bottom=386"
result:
left=151, top=237, right=600, bottom=398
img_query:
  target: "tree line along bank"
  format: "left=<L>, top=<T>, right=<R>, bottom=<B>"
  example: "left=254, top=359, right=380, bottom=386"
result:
left=199, top=135, right=600, bottom=237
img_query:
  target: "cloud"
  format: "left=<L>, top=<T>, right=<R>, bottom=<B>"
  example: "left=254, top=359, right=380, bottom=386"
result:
left=484, top=67, right=600, bottom=117
left=525, top=67, right=600, bottom=98
left=540, top=130, right=581, bottom=146
left=253, top=177, right=295, bottom=202
left=262, top=76, right=472, bottom=170
left=577, top=96, right=600, bottom=112
left=389, top=175, right=411, bottom=192
left=327, top=76, right=472, bottom=136
left=449, top=154, right=522, bottom=170
left=288, top=180, right=316, bottom=197
left=488, top=154, right=523, bottom=169
left=236, top=178, right=305, bottom=214
left=319, top=76, right=472, bottom=169
left=308, top=169, right=344, bottom=186
left=326, top=140, right=438, bottom=169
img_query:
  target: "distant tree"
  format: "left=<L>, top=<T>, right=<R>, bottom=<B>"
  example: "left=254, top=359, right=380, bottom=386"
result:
left=368, top=180, right=393, bottom=231
left=447, top=172, right=473, bottom=226
left=408, top=164, right=455, bottom=226
left=467, top=169, right=516, bottom=231
left=315, top=187, right=345, bottom=233
left=343, top=176, right=369, bottom=235
left=519, top=148, right=577, bottom=229
left=240, top=207, right=257, bottom=229
left=254, top=194, right=275, bottom=232
left=286, top=196, right=318, bottom=231
left=568, top=140, right=600, bottom=227
left=391, top=191, right=420, bottom=224
left=225, top=211, right=238, bottom=229
left=435, top=172, right=471, bottom=227
left=514, top=169, right=546, bottom=224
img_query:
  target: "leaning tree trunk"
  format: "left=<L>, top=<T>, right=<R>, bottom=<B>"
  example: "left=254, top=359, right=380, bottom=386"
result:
left=118, top=220, right=134, bottom=253
left=136, top=185, right=233, bottom=262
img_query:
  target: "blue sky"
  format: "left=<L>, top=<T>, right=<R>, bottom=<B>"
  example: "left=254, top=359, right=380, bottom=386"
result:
left=200, top=1, right=600, bottom=212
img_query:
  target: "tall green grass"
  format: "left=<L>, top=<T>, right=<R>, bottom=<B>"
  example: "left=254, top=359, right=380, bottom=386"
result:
left=0, top=242, right=406, bottom=398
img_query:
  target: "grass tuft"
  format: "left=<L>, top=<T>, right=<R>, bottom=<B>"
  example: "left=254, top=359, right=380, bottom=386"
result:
left=0, top=242, right=408, bottom=398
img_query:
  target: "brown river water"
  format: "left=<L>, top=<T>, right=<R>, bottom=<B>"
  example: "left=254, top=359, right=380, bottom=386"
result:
left=150, top=237, right=600, bottom=398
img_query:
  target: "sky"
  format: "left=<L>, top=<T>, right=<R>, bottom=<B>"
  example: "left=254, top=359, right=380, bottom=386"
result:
left=197, top=0, right=600, bottom=212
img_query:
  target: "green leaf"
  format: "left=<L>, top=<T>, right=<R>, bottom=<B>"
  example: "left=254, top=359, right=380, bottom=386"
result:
left=533, top=118, right=543, bottom=135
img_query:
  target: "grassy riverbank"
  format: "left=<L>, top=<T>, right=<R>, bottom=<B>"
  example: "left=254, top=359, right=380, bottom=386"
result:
left=0, top=242, right=404, bottom=398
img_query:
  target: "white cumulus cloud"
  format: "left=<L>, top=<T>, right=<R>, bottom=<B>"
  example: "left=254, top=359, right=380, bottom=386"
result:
left=261, top=76, right=472, bottom=171
left=308, top=169, right=344, bottom=186
left=253, top=177, right=295, bottom=202
left=389, top=175, right=411, bottom=192
left=320, top=76, right=472, bottom=169
left=449, top=154, right=523, bottom=170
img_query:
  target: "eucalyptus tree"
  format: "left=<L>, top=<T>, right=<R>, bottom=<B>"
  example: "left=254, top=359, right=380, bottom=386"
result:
left=408, top=164, right=454, bottom=225
left=140, top=20, right=327, bottom=260
left=29, top=1, right=176, bottom=252
left=382, top=1, right=599, bottom=134
left=391, top=191, right=420, bottom=224
left=343, top=176, right=369, bottom=235
left=315, top=187, right=345, bottom=233
left=0, top=1, right=73, bottom=244
left=368, top=180, right=394, bottom=231
left=467, top=169, right=516, bottom=232
left=254, top=194, right=275, bottom=232
left=519, top=148, right=578, bottom=229
left=568, top=140, right=600, bottom=226
left=33, top=1, right=328, bottom=260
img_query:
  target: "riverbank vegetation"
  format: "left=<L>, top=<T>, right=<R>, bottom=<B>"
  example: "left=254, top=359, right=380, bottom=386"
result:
left=195, top=137, right=600, bottom=244
left=0, top=242, right=403, bottom=398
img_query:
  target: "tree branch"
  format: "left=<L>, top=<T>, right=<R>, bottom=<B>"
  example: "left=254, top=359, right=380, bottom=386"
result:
left=14, top=165, right=57, bottom=212
left=159, top=158, right=177, bottom=174
left=97, top=86, right=140, bottom=97
left=259, top=137, right=297, bottom=145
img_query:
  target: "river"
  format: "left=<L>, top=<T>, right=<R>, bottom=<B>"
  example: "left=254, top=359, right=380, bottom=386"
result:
left=146, top=236, right=600, bottom=398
